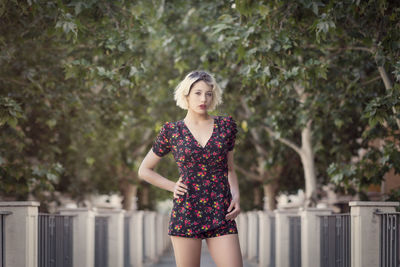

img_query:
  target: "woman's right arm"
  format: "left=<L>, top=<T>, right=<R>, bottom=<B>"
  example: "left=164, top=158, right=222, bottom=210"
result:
left=138, top=149, right=176, bottom=193
left=138, top=149, right=188, bottom=198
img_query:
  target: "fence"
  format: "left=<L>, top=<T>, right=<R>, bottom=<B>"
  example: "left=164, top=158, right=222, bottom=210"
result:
left=38, top=213, right=74, bottom=267
left=94, top=216, right=109, bottom=267
left=375, top=211, right=400, bottom=267
left=0, top=211, right=11, bottom=267
left=0, top=213, right=3, bottom=267
left=239, top=201, right=399, bottom=267
left=319, top=214, right=351, bottom=267
left=123, top=215, right=130, bottom=267
left=289, top=215, right=301, bottom=267
left=270, top=215, right=276, bottom=267
left=0, top=201, right=399, bottom=267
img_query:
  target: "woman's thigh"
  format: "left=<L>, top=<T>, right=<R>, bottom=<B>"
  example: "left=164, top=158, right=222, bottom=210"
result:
left=205, top=234, right=243, bottom=267
left=170, top=236, right=202, bottom=267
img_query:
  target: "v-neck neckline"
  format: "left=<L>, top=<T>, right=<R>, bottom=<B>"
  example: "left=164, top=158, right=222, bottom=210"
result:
left=182, top=116, right=217, bottom=149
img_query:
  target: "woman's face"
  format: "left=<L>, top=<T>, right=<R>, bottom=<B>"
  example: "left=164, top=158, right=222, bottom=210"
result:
left=186, top=80, right=213, bottom=113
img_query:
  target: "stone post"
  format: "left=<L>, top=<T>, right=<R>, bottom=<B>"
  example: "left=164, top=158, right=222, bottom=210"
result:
left=257, top=210, right=275, bottom=267
left=237, top=212, right=248, bottom=258
left=0, top=201, right=39, bottom=267
left=247, top=211, right=259, bottom=261
left=349, top=201, right=400, bottom=267
left=143, top=211, right=157, bottom=263
left=274, top=208, right=299, bottom=267
left=130, top=210, right=144, bottom=267
left=59, top=207, right=96, bottom=267
left=299, top=207, right=334, bottom=267
left=155, top=213, right=167, bottom=256
left=97, top=208, right=125, bottom=267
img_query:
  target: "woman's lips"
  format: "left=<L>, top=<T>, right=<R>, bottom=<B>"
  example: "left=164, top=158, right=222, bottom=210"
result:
left=199, top=105, right=206, bottom=109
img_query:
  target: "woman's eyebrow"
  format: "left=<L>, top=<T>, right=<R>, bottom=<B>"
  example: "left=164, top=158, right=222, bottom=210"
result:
left=194, top=89, right=213, bottom=93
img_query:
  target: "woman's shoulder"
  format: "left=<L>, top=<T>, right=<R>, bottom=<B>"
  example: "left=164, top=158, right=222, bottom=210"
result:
left=161, top=120, right=179, bottom=131
left=219, top=115, right=234, bottom=120
left=219, top=115, right=235, bottom=124
left=219, top=115, right=237, bottom=134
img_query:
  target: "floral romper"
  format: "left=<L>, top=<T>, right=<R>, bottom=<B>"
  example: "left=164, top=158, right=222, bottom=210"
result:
left=151, top=115, right=239, bottom=239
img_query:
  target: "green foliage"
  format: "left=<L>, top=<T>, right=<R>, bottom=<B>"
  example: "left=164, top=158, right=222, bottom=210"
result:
left=206, top=0, right=400, bottom=200
left=1, top=0, right=399, bottom=209
left=0, top=0, right=154, bottom=203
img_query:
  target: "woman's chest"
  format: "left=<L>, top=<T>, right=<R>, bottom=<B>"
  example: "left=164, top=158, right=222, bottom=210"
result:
left=169, top=123, right=229, bottom=163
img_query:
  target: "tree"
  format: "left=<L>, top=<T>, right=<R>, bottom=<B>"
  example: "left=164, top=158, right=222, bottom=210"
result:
left=206, top=0, right=400, bottom=207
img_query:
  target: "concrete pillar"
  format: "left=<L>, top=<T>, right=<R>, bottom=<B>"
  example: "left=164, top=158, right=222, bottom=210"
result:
left=130, top=210, right=144, bottom=267
left=155, top=213, right=162, bottom=256
left=247, top=211, right=259, bottom=261
left=237, top=212, right=248, bottom=257
left=349, top=201, right=400, bottom=267
left=274, top=208, right=299, bottom=267
left=155, top=213, right=169, bottom=256
left=59, top=207, right=95, bottom=267
left=162, top=213, right=167, bottom=250
left=257, top=210, right=274, bottom=267
left=299, top=207, right=334, bottom=267
left=165, top=214, right=171, bottom=249
left=143, top=211, right=157, bottom=263
left=0, top=201, right=39, bottom=267
left=97, top=208, right=125, bottom=267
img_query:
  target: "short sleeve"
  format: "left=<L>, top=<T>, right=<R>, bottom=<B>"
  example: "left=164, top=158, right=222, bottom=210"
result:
left=152, top=122, right=171, bottom=157
left=226, top=116, right=238, bottom=151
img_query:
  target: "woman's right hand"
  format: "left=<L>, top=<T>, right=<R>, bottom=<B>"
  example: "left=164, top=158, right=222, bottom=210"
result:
left=173, top=176, right=188, bottom=199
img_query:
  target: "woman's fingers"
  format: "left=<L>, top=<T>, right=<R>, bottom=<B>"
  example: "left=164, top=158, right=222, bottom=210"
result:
left=179, top=183, right=188, bottom=190
left=225, top=203, right=241, bottom=220
left=177, top=187, right=186, bottom=195
left=174, top=177, right=188, bottom=198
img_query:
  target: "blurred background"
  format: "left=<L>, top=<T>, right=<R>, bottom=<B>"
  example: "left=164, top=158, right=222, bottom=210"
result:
left=1, top=0, right=400, bottom=213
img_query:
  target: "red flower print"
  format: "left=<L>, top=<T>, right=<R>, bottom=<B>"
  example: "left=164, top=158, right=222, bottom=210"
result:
left=154, top=116, right=238, bottom=236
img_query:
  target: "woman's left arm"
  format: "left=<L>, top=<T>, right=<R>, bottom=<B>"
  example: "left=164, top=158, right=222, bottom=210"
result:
left=226, top=150, right=241, bottom=221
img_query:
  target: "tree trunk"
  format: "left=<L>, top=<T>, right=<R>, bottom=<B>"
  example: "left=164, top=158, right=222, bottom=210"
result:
left=119, top=177, right=137, bottom=211
left=263, top=183, right=277, bottom=211
left=300, top=120, right=318, bottom=207
left=139, top=182, right=150, bottom=210
left=253, top=184, right=262, bottom=207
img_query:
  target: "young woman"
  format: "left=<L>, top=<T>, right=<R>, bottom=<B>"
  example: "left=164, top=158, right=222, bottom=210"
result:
left=138, top=70, right=243, bottom=267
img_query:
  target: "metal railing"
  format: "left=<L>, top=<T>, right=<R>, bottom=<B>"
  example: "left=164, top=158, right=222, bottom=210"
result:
left=38, top=213, right=74, bottom=267
left=254, top=214, right=260, bottom=261
left=270, top=215, right=276, bottom=267
left=124, top=215, right=131, bottom=267
left=375, top=211, right=400, bottom=267
left=289, top=215, right=301, bottom=267
left=95, top=216, right=109, bottom=267
left=0, top=211, right=11, bottom=267
left=319, top=213, right=351, bottom=267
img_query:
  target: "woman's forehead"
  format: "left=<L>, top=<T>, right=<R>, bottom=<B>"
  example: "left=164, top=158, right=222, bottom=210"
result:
left=190, top=80, right=213, bottom=91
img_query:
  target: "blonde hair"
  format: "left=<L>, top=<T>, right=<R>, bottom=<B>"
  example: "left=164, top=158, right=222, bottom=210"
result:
left=174, top=70, right=223, bottom=111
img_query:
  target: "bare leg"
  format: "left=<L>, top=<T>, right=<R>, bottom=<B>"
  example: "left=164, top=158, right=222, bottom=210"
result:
left=170, top=236, right=202, bottom=267
left=206, top=234, right=243, bottom=267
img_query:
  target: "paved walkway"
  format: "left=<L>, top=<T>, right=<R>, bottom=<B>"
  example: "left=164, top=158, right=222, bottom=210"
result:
left=145, top=240, right=258, bottom=267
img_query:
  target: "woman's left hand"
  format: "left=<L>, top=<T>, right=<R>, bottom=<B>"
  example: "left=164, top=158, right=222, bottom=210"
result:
left=225, top=196, right=241, bottom=221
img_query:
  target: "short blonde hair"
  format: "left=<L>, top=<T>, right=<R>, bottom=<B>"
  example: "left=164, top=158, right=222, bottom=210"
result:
left=174, top=70, right=223, bottom=111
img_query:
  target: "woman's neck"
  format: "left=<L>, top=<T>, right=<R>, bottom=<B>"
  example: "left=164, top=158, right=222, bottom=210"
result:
left=184, top=110, right=213, bottom=124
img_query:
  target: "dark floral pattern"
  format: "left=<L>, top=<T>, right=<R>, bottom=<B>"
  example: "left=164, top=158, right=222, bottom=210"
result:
left=152, top=115, right=238, bottom=238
